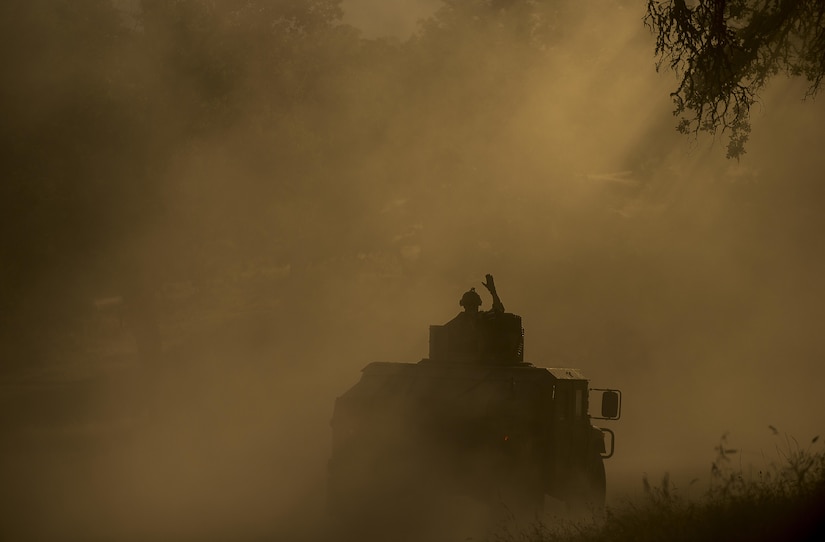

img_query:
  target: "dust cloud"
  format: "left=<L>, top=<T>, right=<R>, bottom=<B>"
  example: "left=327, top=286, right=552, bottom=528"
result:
left=343, top=0, right=441, bottom=38
left=1, top=0, right=824, bottom=540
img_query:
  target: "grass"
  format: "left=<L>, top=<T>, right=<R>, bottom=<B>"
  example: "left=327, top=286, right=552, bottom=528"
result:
left=498, top=432, right=825, bottom=542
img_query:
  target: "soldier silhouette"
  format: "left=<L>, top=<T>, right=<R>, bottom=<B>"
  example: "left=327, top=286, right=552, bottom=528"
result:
left=441, top=274, right=518, bottom=362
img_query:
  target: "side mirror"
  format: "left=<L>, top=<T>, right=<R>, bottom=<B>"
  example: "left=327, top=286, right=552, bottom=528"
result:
left=601, top=391, right=620, bottom=419
left=590, top=388, right=621, bottom=420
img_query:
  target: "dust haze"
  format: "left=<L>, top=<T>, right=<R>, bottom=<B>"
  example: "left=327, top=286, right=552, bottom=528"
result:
left=1, top=0, right=824, bottom=540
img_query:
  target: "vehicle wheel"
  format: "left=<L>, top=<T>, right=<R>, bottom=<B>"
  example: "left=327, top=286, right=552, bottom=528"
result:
left=567, top=455, right=606, bottom=514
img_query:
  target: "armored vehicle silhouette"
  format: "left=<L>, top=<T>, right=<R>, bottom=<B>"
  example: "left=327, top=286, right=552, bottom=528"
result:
left=328, top=276, right=620, bottom=525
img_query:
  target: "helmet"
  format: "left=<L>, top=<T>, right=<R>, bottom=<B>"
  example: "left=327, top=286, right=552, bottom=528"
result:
left=460, top=288, right=482, bottom=310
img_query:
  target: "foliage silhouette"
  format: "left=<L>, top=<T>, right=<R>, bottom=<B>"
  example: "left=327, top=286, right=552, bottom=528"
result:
left=504, top=431, right=825, bottom=542
left=646, top=0, right=825, bottom=158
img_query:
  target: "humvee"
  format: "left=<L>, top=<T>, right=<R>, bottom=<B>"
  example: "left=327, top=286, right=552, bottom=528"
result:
left=328, top=276, right=620, bottom=526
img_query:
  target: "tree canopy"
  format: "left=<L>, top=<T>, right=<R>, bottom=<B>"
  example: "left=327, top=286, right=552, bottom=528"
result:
left=645, top=0, right=825, bottom=158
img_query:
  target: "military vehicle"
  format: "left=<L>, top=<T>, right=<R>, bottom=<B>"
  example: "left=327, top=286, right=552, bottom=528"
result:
left=328, top=275, right=621, bottom=527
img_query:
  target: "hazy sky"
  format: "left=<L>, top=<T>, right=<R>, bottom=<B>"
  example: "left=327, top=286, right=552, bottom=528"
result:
left=342, top=0, right=441, bottom=37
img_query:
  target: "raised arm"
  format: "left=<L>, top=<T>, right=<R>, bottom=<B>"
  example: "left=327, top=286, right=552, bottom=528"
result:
left=482, top=274, right=505, bottom=313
